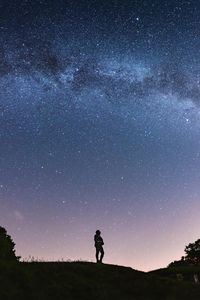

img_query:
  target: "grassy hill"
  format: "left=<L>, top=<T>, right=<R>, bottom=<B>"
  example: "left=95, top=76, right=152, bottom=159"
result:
left=1, top=261, right=200, bottom=300
left=150, top=265, right=200, bottom=283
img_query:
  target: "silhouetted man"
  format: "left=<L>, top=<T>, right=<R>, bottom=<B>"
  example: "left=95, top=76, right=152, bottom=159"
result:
left=94, top=230, right=104, bottom=263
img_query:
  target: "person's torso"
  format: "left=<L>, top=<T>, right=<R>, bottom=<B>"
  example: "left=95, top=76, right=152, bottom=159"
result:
left=94, top=235, right=103, bottom=247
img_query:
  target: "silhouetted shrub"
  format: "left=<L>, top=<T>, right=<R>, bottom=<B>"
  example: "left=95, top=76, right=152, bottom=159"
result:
left=185, top=239, right=200, bottom=265
left=169, top=239, right=200, bottom=267
left=0, top=226, right=20, bottom=261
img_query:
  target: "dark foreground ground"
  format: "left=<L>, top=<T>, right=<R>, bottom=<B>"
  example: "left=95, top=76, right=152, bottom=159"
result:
left=1, top=261, right=200, bottom=300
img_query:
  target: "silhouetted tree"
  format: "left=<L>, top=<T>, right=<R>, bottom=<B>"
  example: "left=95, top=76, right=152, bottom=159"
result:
left=0, top=226, right=19, bottom=261
left=168, top=239, right=200, bottom=268
left=184, top=239, right=200, bottom=265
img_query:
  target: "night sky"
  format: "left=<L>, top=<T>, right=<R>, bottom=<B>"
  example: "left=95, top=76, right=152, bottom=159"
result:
left=1, top=0, right=200, bottom=271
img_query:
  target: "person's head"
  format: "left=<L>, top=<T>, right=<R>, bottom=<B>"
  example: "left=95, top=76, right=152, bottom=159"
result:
left=96, top=230, right=101, bottom=236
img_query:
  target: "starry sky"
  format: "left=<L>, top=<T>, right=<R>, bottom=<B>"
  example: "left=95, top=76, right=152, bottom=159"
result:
left=1, top=0, right=200, bottom=271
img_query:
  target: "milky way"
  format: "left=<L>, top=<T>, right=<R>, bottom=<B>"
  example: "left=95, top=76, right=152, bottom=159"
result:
left=1, top=0, right=200, bottom=271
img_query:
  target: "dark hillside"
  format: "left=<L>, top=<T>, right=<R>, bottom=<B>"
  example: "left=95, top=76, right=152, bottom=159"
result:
left=150, top=266, right=200, bottom=283
left=1, top=261, right=200, bottom=300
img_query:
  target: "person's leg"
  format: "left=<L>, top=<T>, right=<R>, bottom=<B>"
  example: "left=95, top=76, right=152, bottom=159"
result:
left=96, top=248, right=99, bottom=263
left=100, top=247, right=104, bottom=263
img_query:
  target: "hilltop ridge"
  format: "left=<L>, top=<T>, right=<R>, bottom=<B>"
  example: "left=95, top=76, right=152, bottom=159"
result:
left=1, top=261, right=200, bottom=299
